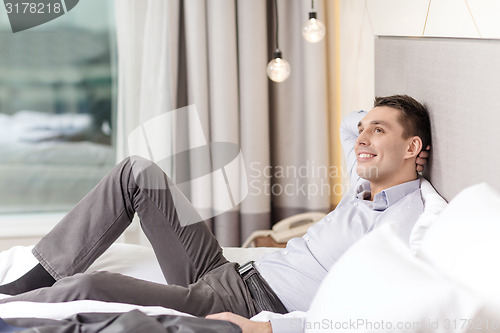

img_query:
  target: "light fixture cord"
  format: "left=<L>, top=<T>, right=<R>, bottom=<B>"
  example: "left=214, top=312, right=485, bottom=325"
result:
left=274, top=0, right=279, bottom=50
left=311, top=0, right=315, bottom=10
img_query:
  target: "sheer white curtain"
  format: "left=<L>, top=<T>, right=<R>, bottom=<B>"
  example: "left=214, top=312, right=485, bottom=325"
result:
left=114, top=0, right=337, bottom=246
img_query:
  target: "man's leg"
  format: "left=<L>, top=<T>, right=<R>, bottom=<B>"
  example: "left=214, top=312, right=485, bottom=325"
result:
left=0, top=265, right=257, bottom=318
left=34, top=156, right=227, bottom=285
left=1, top=156, right=227, bottom=294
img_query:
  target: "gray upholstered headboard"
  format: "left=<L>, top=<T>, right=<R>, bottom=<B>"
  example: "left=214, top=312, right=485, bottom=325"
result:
left=375, top=36, right=500, bottom=202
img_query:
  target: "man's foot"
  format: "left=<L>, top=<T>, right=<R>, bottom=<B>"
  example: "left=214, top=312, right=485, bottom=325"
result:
left=0, top=263, right=56, bottom=295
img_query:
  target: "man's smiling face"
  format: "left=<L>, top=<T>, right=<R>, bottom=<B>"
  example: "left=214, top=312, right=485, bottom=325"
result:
left=355, top=106, right=413, bottom=185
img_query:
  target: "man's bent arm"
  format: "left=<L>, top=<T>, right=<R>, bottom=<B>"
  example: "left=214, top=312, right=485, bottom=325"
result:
left=339, top=110, right=366, bottom=187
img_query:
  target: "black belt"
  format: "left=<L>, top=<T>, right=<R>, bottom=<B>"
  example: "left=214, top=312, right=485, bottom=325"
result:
left=237, top=261, right=288, bottom=314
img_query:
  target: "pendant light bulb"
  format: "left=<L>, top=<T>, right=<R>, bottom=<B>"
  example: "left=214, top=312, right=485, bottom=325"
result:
left=267, top=50, right=291, bottom=83
left=302, top=12, right=325, bottom=43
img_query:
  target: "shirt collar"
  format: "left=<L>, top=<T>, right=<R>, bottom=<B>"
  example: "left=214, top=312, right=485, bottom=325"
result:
left=356, top=179, right=421, bottom=211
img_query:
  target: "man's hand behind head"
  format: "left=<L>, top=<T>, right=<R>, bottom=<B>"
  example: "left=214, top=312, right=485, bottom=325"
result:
left=416, top=145, right=430, bottom=173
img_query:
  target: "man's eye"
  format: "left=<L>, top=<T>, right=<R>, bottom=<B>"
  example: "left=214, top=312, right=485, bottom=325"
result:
left=374, top=128, right=384, bottom=133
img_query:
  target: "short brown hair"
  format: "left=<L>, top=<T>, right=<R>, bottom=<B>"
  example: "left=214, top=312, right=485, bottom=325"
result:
left=374, top=95, right=431, bottom=151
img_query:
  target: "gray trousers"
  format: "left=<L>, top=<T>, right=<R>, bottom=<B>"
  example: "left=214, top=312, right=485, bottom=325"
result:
left=0, top=157, right=258, bottom=318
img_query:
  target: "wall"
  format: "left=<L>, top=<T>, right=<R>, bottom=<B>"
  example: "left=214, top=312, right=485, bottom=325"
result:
left=339, top=0, right=500, bottom=117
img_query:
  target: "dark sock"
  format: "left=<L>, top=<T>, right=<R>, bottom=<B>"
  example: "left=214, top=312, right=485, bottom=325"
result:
left=0, top=263, right=56, bottom=296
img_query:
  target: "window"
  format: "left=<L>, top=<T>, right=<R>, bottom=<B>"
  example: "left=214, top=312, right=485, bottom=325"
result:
left=0, top=0, right=116, bottom=214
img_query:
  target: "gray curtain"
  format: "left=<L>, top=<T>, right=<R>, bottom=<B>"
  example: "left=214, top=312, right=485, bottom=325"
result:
left=115, top=0, right=334, bottom=246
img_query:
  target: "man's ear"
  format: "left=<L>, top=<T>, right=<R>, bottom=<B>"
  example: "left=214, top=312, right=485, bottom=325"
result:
left=405, top=136, right=423, bottom=159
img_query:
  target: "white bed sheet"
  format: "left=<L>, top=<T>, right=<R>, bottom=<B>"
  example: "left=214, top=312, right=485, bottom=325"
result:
left=0, top=243, right=279, bottom=320
left=0, top=300, right=193, bottom=320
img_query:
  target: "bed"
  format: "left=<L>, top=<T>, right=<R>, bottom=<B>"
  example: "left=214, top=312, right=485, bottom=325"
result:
left=1, top=180, right=498, bottom=332
left=1, top=36, right=500, bottom=332
left=0, top=244, right=283, bottom=329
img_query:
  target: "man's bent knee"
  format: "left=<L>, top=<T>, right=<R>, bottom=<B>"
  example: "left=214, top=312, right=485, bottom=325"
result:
left=128, top=155, right=171, bottom=191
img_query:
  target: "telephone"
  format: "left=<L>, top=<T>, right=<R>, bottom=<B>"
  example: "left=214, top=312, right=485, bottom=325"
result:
left=242, top=212, right=326, bottom=248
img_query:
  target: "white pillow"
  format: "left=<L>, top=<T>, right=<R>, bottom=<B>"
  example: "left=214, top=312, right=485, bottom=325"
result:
left=0, top=246, right=38, bottom=285
left=408, top=178, right=447, bottom=253
left=417, top=182, right=500, bottom=307
left=87, top=243, right=166, bottom=284
left=0, top=244, right=167, bottom=286
left=306, top=223, right=489, bottom=333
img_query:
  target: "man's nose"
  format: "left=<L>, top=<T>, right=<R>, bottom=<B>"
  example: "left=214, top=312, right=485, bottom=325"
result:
left=356, top=131, right=369, bottom=146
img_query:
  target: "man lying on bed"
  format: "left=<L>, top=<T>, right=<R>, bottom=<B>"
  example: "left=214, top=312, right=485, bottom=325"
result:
left=0, top=95, right=431, bottom=333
